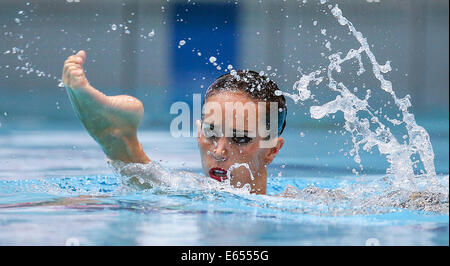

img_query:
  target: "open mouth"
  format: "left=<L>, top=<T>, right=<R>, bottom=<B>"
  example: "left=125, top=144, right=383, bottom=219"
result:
left=209, top=167, right=229, bottom=182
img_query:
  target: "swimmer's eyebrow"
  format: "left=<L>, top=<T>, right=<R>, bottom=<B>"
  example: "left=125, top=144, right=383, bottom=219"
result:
left=232, top=128, right=257, bottom=138
left=232, top=128, right=249, bottom=134
left=203, top=123, right=253, bottom=136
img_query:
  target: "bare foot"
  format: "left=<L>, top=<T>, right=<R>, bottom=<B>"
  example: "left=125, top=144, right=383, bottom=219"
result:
left=62, top=50, right=149, bottom=163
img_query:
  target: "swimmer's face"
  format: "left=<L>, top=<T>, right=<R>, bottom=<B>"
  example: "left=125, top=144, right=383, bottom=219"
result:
left=197, top=91, right=284, bottom=194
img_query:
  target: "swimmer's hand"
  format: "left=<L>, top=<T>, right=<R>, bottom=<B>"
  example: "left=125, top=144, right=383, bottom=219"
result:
left=62, top=50, right=150, bottom=164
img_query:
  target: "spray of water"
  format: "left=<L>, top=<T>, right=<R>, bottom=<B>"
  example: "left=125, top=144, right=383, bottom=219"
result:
left=107, top=159, right=254, bottom=196
left=280, top=4, right=443, bottom=192
left=272, top=3, right=448, bottom=213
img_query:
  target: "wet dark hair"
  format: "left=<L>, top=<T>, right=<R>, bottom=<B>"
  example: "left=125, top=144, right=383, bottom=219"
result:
left=203, top=70, right=287, bottom=136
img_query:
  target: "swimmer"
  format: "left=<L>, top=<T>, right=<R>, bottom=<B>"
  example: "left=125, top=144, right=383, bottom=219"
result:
left=62, top=50, right=286, bottom=194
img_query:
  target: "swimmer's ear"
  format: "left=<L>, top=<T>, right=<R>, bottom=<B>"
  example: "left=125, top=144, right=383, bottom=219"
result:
left=264, top=137, right=284, bottom=165
left=196, top=120, right=202, bottom=139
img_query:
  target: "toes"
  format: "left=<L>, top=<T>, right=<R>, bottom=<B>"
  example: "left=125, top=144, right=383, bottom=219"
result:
left=76, top=50, right=86, bottom=64
left=64, top=62, right=78, bottom=72
left=72, top=69, right=83, bottom=76
left=65, top=55, right=82, bottom=64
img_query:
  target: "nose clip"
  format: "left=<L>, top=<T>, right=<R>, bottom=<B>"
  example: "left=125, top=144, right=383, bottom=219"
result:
left=213, top=149, right=225, bottom=155
left=212, top=149, right=226, bottom=162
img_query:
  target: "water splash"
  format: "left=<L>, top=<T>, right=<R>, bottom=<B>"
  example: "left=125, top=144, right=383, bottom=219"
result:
left=272, top=3, right=449, bottom=214
left=277, top=70, right=323, bottom=103
left=226, top=163, right=255, bottom=182
left=107, top=159, right=253, bottom=196
left=283, top=4, right=445, bottom=194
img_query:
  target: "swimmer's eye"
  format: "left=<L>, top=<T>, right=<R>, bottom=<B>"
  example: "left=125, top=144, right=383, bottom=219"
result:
left=203, top=129, right=216, bottom=139
left=231, top=135, right=253, bottom=145
left=202, top=124, right=219, bottom=140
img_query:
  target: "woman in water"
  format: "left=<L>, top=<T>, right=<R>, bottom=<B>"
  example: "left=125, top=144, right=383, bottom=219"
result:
left=62, top=50, right=287, bottom=194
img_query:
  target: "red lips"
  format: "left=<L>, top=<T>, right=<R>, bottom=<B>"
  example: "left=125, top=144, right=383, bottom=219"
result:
left=209, top=167, right=229, bottom=182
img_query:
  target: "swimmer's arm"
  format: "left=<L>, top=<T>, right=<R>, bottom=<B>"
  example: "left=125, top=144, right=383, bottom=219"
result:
left=62, top=50, right=150, bottom=164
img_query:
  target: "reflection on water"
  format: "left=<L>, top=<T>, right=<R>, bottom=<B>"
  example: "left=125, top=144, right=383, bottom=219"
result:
left=0, top=127, right=448, bottom=245
left=0, top=203, right=447, bottom=246
left=0, top=146, right=448, bottom=246
left=0, top=175, right=448, bottom=245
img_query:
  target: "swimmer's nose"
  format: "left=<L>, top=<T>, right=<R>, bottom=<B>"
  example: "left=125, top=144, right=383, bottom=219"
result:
left=212, top=137, right=228, bottom=161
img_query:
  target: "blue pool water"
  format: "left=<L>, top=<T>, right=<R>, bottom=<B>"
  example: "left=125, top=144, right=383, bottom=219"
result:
left=0, top=120, right=448, bottom=245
